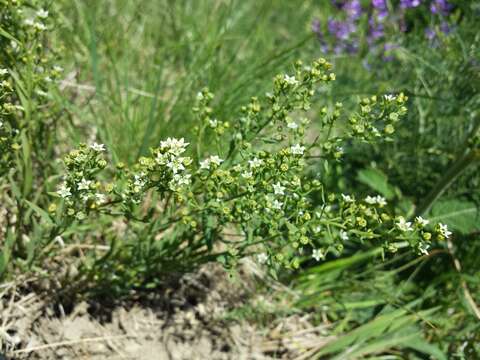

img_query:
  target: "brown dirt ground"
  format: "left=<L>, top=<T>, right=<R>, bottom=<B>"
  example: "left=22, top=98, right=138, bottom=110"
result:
left=0, top=261, right=332, bottom=360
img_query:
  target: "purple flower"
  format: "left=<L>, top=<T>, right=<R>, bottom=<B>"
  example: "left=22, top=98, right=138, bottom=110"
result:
left=425, top=27, right=436, bottom=40
left=400, top=0, right=422, bottom=9
left=344, top=0, right=363, bottom=20
left=440, top=21, right=451, bottom=34
left=328, top=18, right=356, bottom=40
left=371, top=0, right=387, bottom=10
left=371, top=0, right=388, bottom=20
left=368, top=17, right=384, bottom=41
left=430, top=0, right=453, bottom=15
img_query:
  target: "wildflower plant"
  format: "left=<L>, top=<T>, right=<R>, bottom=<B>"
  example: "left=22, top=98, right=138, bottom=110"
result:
left=37, top=58, right=452, bottom=291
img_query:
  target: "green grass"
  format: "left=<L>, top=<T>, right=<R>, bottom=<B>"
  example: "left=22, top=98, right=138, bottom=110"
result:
left=56, top=0, right=319, bottom=164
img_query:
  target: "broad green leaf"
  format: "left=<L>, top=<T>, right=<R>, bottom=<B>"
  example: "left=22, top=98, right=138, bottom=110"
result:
left=357, top=168, right=397, bottom=200
left=430, top=199, right=479, bottom=234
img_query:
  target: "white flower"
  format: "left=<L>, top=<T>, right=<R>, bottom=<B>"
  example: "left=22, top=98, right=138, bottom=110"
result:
left=290, top=144, right=305, bottom=155
left=438, top=223, right=452, bottom=239
left=375, top=195, right=387, bottom=207
left=257, top=253, right=268, bottom=264
left=24, top=18, right=35, bottom=26
left=77, top=178, right=92, bottom=191
left=419, top=243, right=430, bottom=255
left=34, top=22, right=46, bottom=31
left=272, top=182, right=285, bottom=196
left=210, top=155, right=223, bottom=166
left=272, top=200, right=283, bottom=210
left=200, top=155, right=223, bottom=170
left=284, top=74, right=299, bottom=86
left=248, top=157, right=263, bottom=169
left=156, top=152, right=168, bottom=165
left=365, top=195, right=386, bottom=207
left=173, top=173, right=191, bottom=186
left=312, top=249, right=325, bottom=261
left=36, top=9, right=49, bottom=18
left=0, top=69, right=8, bottom=76
left=53, top=65, right=64, bottom=73
left=95, top=193, right=106, bottom=204
left=199, top=159, right=210, bottom=170
left=384, top=94, right=396, bottom=102
left=396, top=216, right=413, bottom=232
left=287, top=121, right=298, bottom=129
left=314, top=226, right=322, bottom=233
left=134, top=174, right=146, bottom=187
left=415, top=216, right=429, bottom=227
left=242, top=171, right=253, bottom=179
left=365, top=195, right=377, bottom=205
left=57, top=183, right=72, bottom=198
left=339, top=230, right=349, bottom=241
left=166, top=159, right=185, bottom=174
left=209, top=119, right=218, bottom=128
left=341, top=194, right=354, bottom=203
left=90, top=142, right=106, bottom=152
left=160, top=137, right=189, bottom=156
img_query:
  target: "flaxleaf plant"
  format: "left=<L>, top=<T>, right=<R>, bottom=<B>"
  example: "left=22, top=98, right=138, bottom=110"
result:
left=34, top=58, right=452, bottom=296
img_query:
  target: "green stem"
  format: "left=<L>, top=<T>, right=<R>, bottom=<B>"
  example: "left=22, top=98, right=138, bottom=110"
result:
left=416, top=116, right=480, bottom=217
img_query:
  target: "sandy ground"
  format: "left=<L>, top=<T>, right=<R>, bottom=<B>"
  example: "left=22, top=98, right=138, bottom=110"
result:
left=0, top=262, right=332, bottom=360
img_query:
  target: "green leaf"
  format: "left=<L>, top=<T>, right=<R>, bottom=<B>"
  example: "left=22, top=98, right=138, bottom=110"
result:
left=408, top=339, right=447, bottom=360
left=357, top=168, right=397, bottom=200
left=21, top=131, right=33, bottom=196
left=429, top=199, right=479, bottom=234
left=0, top=25, right=19, bottom=43
left=0, top=231, right=16, bottom=277
left=24, top=200, right=54, bottom=226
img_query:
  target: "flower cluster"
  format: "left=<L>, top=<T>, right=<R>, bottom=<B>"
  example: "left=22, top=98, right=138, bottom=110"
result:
left=348, top=93, right=408, bottom=140
left=52, top=144, right=109, bottom=221
left=51, top=59, right=452, bottom=274
left=312, top=0, right=455, bottom=62
left=122, top=138, right=192, bottom=207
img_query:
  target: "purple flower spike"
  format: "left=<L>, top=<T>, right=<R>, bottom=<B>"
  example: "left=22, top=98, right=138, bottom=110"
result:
left=371, top=0, right=386, bottom=10
left=430, top=0, right=453, bottom=15
left=440, top=21, right=451, bottom=34
left=400, top=0, right=422, bottom=9
left=368, top=17, right=384, bottom=41
left=344, top=0, right=363, bottom=20
left=371, top=0, right=388, bottom=20
left=328, top=18, right=356, bottom=40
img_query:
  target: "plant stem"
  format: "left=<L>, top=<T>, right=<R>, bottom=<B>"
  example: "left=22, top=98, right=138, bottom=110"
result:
left=416, top=115, right=480, bottom=217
